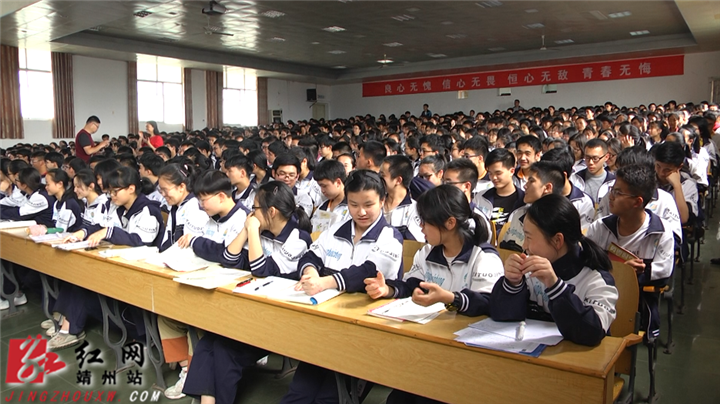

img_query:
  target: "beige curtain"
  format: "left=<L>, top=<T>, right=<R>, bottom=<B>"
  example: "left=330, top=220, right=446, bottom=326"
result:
left=184, top=68, right=193, bottom=131
left=0, top=45, right=24, bottom=140
left=257, top=77, right=268, bottom=126
left=206, top=70, right=222, bottom=129
left=127, top=61, right=138, bottom=135
left=51, top=52, right=74, bottom=139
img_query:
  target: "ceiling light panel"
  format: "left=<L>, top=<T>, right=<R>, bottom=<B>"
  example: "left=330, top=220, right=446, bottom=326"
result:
left=629, top=30, right=650, bottom=36
left=323, top=26, right=346, bottom=32
left=476, top=1, right=503, bottom=8
left=524, top=23, right=545, bottom=29
left=261, top=10, right=285, bottom=18
left=327, top=50, right=346, bottom=54
left=383, top=42, right=403, bottom=47
left=391, top=14, right=415, bottom=22
left=554, top=39, right=574, bottom=44
left=608, top=11, right=632, bottom=18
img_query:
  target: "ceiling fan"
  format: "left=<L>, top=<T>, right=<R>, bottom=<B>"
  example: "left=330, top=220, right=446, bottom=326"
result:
left=377, top=53, right=393, bottom=69
left=539, top=34, right=560, bottom=51
left=203, top=15, right=233, bottom=36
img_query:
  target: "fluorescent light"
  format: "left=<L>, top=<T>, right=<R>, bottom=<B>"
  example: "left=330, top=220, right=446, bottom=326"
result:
left=269, top=37, right=285, bottom=42
left=377, top=58, right=394, bottom=64
left=554, top=39, right=574, bottom=44
left=383, top=42, right=403, bottom=47
left=630, top=30, right=650, bottom=36
left=524, top=23, right=545, bottom=29
left=476, top=1, right=503, bottom=8
left=608, top=11, right=632, bottom=18
left=323, top=26, right=346, bottom=32
left=311, top=42, right=320, bottom=45
left=333, top=65, right=347, bottom=69
left=328, top=50, right=346, bottom=54
left=391, top=14, right=415, bottom=22
left=261, top=10, right=285, bottom=18
left=427, top=53, right=447, bottom=58
left=406, top=7, right=420, bottom=12
left=446, top=34, right=467, bottom=39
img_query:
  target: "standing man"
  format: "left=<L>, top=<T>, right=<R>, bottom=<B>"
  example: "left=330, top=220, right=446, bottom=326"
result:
left=75, top=116, right=108, bottom=163
left=420, top=104, right=432, bottom=119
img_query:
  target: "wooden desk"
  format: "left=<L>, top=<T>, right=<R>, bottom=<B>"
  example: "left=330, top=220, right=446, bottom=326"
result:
left=1, top=230, right=624, bottom=404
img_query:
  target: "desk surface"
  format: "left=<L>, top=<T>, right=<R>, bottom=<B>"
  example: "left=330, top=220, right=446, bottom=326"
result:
left=1, top=230, right=624, bottom=404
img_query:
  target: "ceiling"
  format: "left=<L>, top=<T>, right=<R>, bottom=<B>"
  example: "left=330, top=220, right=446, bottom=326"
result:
left=1, top=1, right=718, bottom=83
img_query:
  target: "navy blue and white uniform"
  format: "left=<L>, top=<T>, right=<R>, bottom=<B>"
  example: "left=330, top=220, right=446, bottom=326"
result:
left=388, top=241, right=504, bottom=316
left=225, top=217, right=312, bottom=277
left=52, top=198, right=83, bottom=232
left=383, top=193, right=425, bottom=242
left=296, top=171, right=325, bottom=208
left=567, top=184, right=595, bottom=232
left=586, top=211, right=674, bottom=340
left=659, top=171, right=699, bottom=221
left=187, top=202, right=248, bottom=265
left=499, top=204, right=529, bottom=251
left=160, top=193, right=209, bottom=252
left=299, top=215, right=404, bottom=292
left=0, top=185, right=27, bottom=208
left=293, top=186, right=314, bottom=218
left=490, top=245, right=618, bottom=346
left=311, top=198, right=351, bottom=233
left=473, top=187, right=526, bottom=230
left=573, top=168, right=615, bottom=204
left=596, top=187, right=682, bottom=242
left=146, top=182, right=169, bottom=212
left=82, top=194, right=164, bottom=247
left=81, top=194, right=111, bottom=228
left=232, top=181, right=256, bottom=212
left=0, top=188, right=55, bottom=227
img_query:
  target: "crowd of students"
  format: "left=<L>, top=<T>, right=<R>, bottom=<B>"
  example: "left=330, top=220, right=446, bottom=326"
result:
left=1, top=98, right=719, bottom=404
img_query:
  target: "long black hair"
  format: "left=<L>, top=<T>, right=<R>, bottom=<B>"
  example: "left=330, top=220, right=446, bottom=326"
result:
left=16, top=167, right=44, bottom=193
left=74, top=169, right=101, bottom=196
left=158, top=162, right=198, bottom=193
left=105, top=166, right=154, bottom=196
left=254, top=181, right=311, bottom=233
left=526, top=194, right=611, bottom=271
left=416, top=185, right=489, bottom=246
left=46, top=169, right=82, bottom=211
left=93, top=159, right=122, bottom=192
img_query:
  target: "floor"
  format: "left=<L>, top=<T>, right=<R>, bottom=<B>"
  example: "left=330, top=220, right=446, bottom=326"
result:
left=2, top=215, right=720, bottom=404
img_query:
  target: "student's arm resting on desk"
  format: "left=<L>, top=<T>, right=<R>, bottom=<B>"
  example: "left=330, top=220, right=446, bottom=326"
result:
left=329, top=231, right=403, bottom=292
left=105, top=217, right=160, bottom=246
left=190, top=236, right=234, bottom=265
left=0, top=194, right=48, bottom=220
left=250, top=231, right=312, bottom=278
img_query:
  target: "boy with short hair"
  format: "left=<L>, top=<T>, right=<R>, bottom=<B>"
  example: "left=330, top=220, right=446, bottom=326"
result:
left=541, top=147, right=595, bottom=232
left=312, top=159, right=351, bottom=233
left=224, top=154, right=256, bottom=212
left=139, top=153, right=168, bottom=211
left=474, top=149, right=525, bottom=231
left=462, top=136, right=492, bottom=194
left=272, top=153, right=314, bottom=217
left=513, top=135, right=542, bottom=190
left=379, top=155, right=424, bottom=241
left=576, top=138, right=615, bottom=203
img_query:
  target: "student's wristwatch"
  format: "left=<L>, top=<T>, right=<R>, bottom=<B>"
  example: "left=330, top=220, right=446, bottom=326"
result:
left=445, top=292, right=462, bottom=312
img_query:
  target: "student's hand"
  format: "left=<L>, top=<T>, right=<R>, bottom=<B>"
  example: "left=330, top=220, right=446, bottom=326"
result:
left=504, top=253, right=527, bottom=286
left=244, top=215, right=262, bottom=232
left=176, top=234, right=194, bottom=249
left=364, top=271, right=389, bottom=299
left=620, top=135, right=635, bottom=148
left=63, top=230, right=84, bottom=243
left=412, top=282, right=454, bottom=307
left=28, top=224, right=47, bottom=237
left=86, top=228, right=108, bottom=247
left=298, top=273, right=327, bottom=296
left=666, top=170, right=681, bottom=188
left=295, top=266, right=318, bottom=291
left=521, top=255, right=558, bottom=289
left=625, top=258, right=646, bottom=275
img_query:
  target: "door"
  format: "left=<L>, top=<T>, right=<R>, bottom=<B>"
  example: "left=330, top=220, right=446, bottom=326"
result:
left=312, top=103, right=327, bottom=120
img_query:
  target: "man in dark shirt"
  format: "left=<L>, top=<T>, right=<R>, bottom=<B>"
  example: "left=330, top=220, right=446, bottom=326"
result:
left=75, top=116, right=108, bottom=163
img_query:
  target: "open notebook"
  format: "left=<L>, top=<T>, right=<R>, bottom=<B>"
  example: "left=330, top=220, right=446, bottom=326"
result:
left=173, top=267, right=251, bottom=289
left=367, top=298, right=445, bottom=324
left=144, top=244, right=215, bottom=272
left=234, top=276, right=342, bottom=305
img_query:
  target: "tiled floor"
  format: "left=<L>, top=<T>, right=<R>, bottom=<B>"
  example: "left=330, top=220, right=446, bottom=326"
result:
left=3, top=216, right=720, bottom=404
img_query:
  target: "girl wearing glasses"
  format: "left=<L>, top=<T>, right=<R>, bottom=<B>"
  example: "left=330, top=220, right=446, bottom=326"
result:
left=181, top=181, right=312, bottom=404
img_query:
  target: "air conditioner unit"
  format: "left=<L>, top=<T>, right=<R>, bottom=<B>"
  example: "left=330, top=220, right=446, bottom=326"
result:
left=270, top=109, right=283, bottom=123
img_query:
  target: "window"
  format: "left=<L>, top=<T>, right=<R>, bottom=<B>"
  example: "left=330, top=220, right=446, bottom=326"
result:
left=18, top=49, right=54, bottom=120
left=223, top=67, right=257, bottom=126
left=137, top=58, right=184, bottom=125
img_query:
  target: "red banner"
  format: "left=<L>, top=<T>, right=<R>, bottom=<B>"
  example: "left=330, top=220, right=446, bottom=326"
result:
left=362, top=55, right=684, bottom=97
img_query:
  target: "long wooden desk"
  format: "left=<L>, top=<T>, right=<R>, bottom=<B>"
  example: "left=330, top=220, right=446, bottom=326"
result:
left=0, top=230, right=625, bottom=404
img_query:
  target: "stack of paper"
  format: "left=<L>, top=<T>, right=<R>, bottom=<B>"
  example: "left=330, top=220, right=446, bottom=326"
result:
left=367, top=298, right=445, bottom=324
left=173, top=267, right=251, bottom=289
left=30, top=233, right=72, bottom=243
left=99, top=246, right=159, bottom=261
left=454, top=318, right=563, bottom=357
left=234, top=276, right=342, bottom=305
left=0, top=220, right=37, bottom=229
left=144, top=244, right=215, bottom=272
left=53, top=240, right=104, bottom=251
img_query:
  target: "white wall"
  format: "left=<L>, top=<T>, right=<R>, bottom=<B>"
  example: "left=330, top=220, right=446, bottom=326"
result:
left=329, top=51, right=720, bottom=119
left=74, top=55, right=128, bottom=137
left=191, top=69, right=207, bottom=130
left=267, top=79, right=331, bottom=122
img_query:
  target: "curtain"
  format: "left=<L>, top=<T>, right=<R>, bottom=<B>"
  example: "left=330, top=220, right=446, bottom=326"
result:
left=206, top=70, right=222, bottom=129
left=51, top=52, right=74, bottom=139
left=0, top=45, right=24, bottom=140
left=184, top=68, right=193, bottom=131
left=127, top=61, right=138, bottom=135
left=257, top=77, right=268, bottom=125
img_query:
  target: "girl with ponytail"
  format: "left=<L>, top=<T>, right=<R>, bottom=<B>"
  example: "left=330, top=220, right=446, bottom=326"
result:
left=37, top=169, right=83, bottom=233
left=490, top=193, right=618, bottom=346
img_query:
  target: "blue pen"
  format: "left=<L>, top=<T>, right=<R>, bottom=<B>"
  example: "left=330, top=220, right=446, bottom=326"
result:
left=254, top=280, right=273, bottom=291
left=310, top=297, right=318, bottom=305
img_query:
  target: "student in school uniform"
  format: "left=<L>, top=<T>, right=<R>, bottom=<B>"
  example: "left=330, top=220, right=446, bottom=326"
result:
left=0, top=167, right=55, bottom=227
left=0, top=159, right=31, bottom=208
left=72, top=169, right=109, bottom=229
left=500, top=161, right=565, bottom=251
left=138, top=153, right=169, bottom=211
left=182, top=181, right=313, bottom=404
left=441, top=159, right=493, bottom=241
left=41, top=169, right=83, bottom=233
left=473, top=148, right=525, bottom=233
left=540, top=148, right=595, bottom=232
left=461, top=136, right=493, bottom=195
left=513, top=135, right=542, bottom=190
left=270, top=153, right=314, bottom=217
left=379, top=155, right=425, bottom=241
left=490, top=194, right=618, bottom=346
left=224, top=154, right=257, bottom=212
left=311, top=159, right=351, bottom=233
left=154, top=163, right=213, bottom=399
left=51, top=166, right=164, bottom=349
left=586, top=164, right=674, bottom=342
left=279, top=170, right=403, bottom=404
left=574, top=139, right=616, bottom=204
left=652, top=141, right=698, bottom=227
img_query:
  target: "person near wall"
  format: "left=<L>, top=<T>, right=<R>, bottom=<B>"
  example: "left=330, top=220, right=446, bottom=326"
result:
left=138, top=121, right=164, bottom=151
left=74, top=116, right=108, bottom=163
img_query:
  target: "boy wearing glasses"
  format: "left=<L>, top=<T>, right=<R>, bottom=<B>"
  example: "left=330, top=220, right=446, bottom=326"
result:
left=575, top=139, right=615, bottom=203
left=586, top=164, right=674, bottom=342
left=271, top=153, right=314, bottom=217
left=462, top=136, right=493, bottom=194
